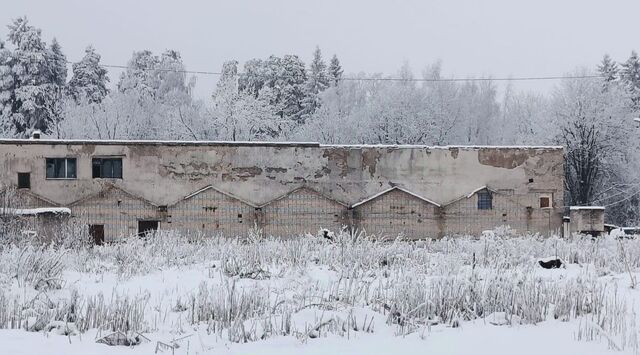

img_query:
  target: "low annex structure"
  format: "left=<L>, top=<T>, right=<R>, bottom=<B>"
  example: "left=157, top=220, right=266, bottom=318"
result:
left=0, top=138, right=565, bottom=241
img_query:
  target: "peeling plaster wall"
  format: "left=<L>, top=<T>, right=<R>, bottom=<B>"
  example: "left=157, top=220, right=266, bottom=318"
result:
left=0, top=140, right=565, bottom=237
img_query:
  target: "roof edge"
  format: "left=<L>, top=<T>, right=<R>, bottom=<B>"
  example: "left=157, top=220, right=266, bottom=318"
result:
left=0, top=138, right=563, bottom=150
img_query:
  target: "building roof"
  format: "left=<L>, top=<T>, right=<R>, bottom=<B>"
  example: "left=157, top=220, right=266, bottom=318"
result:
left=0, top=138, right=564, bottom=150
left=175, top=185, right=259, bottom=207
left=260, top=186, right=349, bottom=208
left=0, top=207, right=71, bottom=216
left=351, top=186, right=441, bottom=208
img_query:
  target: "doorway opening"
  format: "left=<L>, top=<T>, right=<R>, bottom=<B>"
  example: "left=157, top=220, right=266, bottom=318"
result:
left=89, top=224, right=105, bottom=245
left=138, top=220, right=159, bottom=237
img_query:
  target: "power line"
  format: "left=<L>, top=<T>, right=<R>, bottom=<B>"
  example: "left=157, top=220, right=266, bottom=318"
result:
left=66, top=59, right=606, bottom=83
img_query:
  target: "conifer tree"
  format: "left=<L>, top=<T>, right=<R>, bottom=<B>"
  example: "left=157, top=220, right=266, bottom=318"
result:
left=598, top=54, right=618, bottom=91
left=328, top=54, right=343, bottom=86
left=67, top=46, right=109, bottom=104
left=621, top=51, right=640, bottom=109
left=5, top=17, right=56, bottom=135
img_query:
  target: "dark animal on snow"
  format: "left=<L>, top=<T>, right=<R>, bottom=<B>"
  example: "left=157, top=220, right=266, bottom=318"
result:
left=538, top=259, right=563, bottom=269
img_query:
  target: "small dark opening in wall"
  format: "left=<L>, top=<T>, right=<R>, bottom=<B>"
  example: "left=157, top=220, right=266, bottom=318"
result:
left=18, top=173, right=30, bottom=189
left=540, top=197, right=551, bottom=208
left=238, top=213, right=242, bottom=218
left=528, top=178, right=534, bottom=183
left=158, top=205, right=168, bottom=213
left=89, top=224, right=104, bottom=245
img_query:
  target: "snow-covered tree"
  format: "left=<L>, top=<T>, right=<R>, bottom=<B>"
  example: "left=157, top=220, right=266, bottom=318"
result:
left=552, top=71, right=631, bottom=208
left=238, top=54, right=308, bottom=124
left=621, top=51, right=640, bottom=109
left=598, top=54, right=618, bottom=88
left=211, top=60, right=285, bottom=141
left=0, top=40, right=15, bottom=136
left=4, top=17, right=61, bottom=136
left=328, top=54, right=343, bottom=87
left=117, top=50, right=158, bottom=98
left=67, top=46, right=109, bottom=104
left=44, top=38, right=67, bottom=136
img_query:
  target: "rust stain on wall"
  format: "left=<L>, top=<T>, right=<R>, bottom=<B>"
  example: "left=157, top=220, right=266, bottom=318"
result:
left=231, top=167, right=263, bottom=180
left=362, top=149, right=381, bottom=177
left=313, top=166, right=331, bottom=178
left=477, top=149, right=543, bottom=169
left=449, top=147, right=459, bottom=159
left=265, top=167, right=287, bottom=174
left=323, top=148, right=354, bottom=178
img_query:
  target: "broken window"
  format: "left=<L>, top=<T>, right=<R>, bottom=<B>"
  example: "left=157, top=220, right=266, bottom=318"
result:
left=18, top=172, right=30, bottom=189
left=46, top=158, right=77, bottom=179
left=92, top=158, right=123, bottom=179
left=477, top=190, right=493, bottom=210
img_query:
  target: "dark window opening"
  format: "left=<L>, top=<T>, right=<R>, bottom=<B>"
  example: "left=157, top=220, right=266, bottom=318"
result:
left=46, top=158, right=77, bottom=179
left=477, top=190, right=493, bottom=210
left=92, top=158, right=123, bottom=179
left=138, top=220, right=159, bottom=237
left=89, top=224, right=105, bottom=245
left=540, top=196, right=551, bottom=208
left=18, top=173, right=30, bottom=189
left=528, top=178, right=534, bottom=183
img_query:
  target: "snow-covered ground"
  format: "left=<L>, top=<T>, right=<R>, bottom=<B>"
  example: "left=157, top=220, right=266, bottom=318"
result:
left=0, top=228, right=639, bottom=354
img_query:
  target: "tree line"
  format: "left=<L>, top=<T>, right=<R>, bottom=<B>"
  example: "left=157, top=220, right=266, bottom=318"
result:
left=0, top=17, right=639, bottom=226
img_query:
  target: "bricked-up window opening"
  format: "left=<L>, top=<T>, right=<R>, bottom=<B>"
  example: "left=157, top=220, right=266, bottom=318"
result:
left=477, top=190, right=493, bottom=210
left=92, top=158, right=123, bottom=178
left=540, top=196, right=551, bottom=208
left=46, top=158, right=77, bottom=179
left=89, top=224, right=104, bottom=245
left=18, top=173, right=30, bottom=189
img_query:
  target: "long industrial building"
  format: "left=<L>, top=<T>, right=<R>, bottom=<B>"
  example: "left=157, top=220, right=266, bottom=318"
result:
left=0, top=139, right=565, bottom=242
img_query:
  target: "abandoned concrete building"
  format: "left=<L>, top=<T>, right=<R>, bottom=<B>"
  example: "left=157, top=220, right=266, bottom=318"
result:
left=0, top=139, right=565, bottom=242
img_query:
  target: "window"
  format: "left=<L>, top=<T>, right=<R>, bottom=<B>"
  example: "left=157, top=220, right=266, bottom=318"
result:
left=46, top=158, right=77, bottom=179
left=18, top=173, right=30, bottom=189
left=539, top=195, right=552, bottom=208
left=477, top=190, right=493, bottom=210
left=92, top=158, right=123, bottom=178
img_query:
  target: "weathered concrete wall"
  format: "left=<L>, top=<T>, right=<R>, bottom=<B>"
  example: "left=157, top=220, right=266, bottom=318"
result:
left=0, top=140, right=565, bottom=238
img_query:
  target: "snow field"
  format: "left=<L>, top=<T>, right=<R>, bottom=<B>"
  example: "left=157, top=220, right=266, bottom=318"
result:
left=0, top=228, right=639, bottom=354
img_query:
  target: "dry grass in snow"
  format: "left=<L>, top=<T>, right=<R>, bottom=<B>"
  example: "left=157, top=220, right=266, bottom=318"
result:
left=0, top=227, right=639, bottom=354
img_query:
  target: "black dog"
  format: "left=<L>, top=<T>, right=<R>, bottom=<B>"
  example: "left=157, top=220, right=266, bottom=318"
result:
left=538, top=259, right=563, bottom=269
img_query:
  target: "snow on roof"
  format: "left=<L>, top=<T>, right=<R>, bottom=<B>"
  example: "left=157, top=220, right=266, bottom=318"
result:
left=0, top=138, right=563, bottom=150
left=0, top=207, right=71, bottom=216
left=259, top=186, right=349, bottom=208
left=569, top=206, right=605, bottom=210
left=466, top=185, right=496, bottom=198
left=177, top=185, right=258, bottom=207
left=351, top=186, right=441, bottom=208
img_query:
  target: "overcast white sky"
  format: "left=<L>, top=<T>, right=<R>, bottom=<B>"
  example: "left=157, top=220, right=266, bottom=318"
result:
left=2, top=0, right=639, bottom=99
